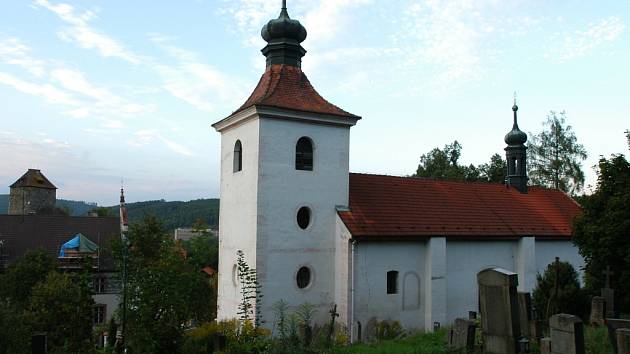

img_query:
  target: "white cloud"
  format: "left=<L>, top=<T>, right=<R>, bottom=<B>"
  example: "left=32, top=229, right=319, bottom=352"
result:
left=0, top=36, right=46, bottom=77
left=0, top=71, right=78, bottom=105
left=50, top=68, right=117, bottom=102
left=34, top=0, right=141, bottom=64
left=159, top=136, right=194, bottom=157
left=128, top=129, right=194, bottom=156
left=549, top=16, right=625, bottom=62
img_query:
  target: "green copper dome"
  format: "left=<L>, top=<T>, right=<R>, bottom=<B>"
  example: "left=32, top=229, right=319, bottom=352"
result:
left=504, top=104, right=527, bottom=145
left=261, top=4, right=307, bottom=44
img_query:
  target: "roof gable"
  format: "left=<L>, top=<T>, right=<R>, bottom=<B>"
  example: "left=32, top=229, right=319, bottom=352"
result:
left=338, top=173, right=581, bottom=239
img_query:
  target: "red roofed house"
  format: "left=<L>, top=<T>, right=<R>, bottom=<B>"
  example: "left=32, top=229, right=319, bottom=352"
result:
left=212, top=2, right=584, bottom=340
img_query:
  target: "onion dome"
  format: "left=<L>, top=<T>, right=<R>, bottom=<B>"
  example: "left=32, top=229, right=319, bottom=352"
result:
left=504, top=103, right=527, bottom=145
left=260, top=1, right=307, bottom=68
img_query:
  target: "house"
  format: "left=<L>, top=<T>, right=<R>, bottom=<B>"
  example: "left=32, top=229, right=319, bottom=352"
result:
left=212, top=3, right=584, bottom=340
left=0, top=169, right=120, bottom=329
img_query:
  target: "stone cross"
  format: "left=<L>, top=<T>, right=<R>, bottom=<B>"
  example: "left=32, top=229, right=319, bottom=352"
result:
left=603, top=266, right=614, bottom=288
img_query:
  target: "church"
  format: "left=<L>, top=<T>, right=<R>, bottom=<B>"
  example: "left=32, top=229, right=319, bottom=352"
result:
left=212, top=3, right=584, bottom=340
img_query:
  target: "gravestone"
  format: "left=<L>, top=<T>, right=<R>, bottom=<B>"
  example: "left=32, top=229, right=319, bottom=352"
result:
left=602, top=266, right=615, bottom=318
left=549, top=314, right=584, bottom=354
left=618, top=329, right=630, bottom=354
left=589, top=296, right=606, bottom=326
left=540, top=337, right=552, bottom=354
left=478, top=268, right=521, bottom=354
left=607, top=319, right=630, bottom=354
left=448, top=318, right=476, bottom=352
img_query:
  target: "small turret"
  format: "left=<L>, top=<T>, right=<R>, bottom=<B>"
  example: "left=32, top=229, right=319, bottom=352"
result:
left=504, top=98, right=528, bottom=193
left=260, top=0, right=307, bottom=68
left=8, top=169, right=57, bottom=214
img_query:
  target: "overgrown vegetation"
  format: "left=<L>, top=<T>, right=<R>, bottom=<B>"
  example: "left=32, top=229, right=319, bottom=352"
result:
left=0, top=250, right=96, bottom=354
left=106, top=198, right=219, bottom=230
left=532, top=259, right=588, bottom=320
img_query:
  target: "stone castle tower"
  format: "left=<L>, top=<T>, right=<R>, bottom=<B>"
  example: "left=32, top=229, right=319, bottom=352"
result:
left=212, top=2, right=360, bottom=324
left=8, top=169, right=57, bottom=215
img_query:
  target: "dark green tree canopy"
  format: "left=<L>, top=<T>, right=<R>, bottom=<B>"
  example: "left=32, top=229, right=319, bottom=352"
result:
left=413, top=141, right=506, bottom=183
left=532, top=260, right=587, bottom=320
left=573, top=154, right=630, bottom=311
left=528, top=111, right=587, bottom=194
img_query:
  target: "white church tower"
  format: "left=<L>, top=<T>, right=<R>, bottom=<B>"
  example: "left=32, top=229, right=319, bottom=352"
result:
left=212, top=1, right=360, bottom=324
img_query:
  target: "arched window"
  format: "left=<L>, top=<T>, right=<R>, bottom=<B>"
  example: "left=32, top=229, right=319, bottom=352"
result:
left=295, top=137, right=313, bottom=171
left=387, top=270, right=399, bottom=294
left=233, top=140, right=242, bottom=172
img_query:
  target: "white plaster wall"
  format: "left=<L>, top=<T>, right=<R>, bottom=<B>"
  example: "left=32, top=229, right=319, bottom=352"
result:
left=353, top=242, right=427, bottom=332
left=93, top=294, right=119, bottom=324
left=334, top=214, right=351, bottom=327
left=217, top=118, right=260, bottom=320
left=255, top=117, right=351, bottom=326
left=535, top=240, right=585, bottom=284
left=445, top=240, right=516, bottom=324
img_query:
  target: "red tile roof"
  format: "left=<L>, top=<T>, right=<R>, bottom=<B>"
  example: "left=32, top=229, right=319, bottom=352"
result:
left=234, top=64, right=359, bottom=119
left=338, top=173, right=581, bottom=239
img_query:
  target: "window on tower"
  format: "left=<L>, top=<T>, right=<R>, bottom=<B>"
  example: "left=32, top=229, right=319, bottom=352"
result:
left=297, top=206, right=311, bottom=229
left=295, top=137, right=313, bottom=171
left=387, top=270, right=399, bottom=294
left=233, top=140, right=242, bottom=172
left=296, top=266, right=311, bottom=289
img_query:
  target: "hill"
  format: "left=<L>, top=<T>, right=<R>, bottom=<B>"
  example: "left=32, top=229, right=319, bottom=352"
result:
left=0, top=194, right=220, bottom=230
left=0, top=194, right=97, bottom=216
left=105, top=199, right=219, bottom=231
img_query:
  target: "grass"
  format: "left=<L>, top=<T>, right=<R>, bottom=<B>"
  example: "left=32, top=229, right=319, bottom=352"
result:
left=320, top=325, right=614, bottom=354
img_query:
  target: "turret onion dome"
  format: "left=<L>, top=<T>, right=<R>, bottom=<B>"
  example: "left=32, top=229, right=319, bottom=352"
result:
left=504, top=103, right=528, bottom=145
left=261, top=5, right=307, bottom=44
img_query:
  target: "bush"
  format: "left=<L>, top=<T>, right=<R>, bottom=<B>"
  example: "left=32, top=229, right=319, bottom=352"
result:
left=532, top=260, right=588, bottom=320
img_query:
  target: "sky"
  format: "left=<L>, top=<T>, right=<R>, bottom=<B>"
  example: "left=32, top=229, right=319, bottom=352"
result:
left=0, top=0, right=628, bottom=205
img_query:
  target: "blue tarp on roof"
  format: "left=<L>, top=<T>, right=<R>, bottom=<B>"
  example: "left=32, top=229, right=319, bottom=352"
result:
left=59, top=233, right=99, bottom=257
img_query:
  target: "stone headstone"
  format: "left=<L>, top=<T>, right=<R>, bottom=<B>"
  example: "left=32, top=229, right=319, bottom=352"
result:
left=589, top=296, right=606, bottom=326
left=618, top=329, right=630, bottom=354
left=478, top=268, right=521, bottom=354
left=448, top=318, right=476, bottom=351
left=549, top=314, right=584, bottom=354
left=607, top=319, right=630, bottom=354
left=518, top=292, right=533, bottom=339
left=602, top=288, right=615, bottom=318
left=540, top=337, right=552, bottom=354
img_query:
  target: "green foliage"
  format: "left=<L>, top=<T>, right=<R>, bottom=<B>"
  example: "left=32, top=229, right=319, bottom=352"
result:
left=532, top=260, right=587, bottom=320
left=90, top=206, right=113, bottom=217
left=528, top=111, right=588, bottom=194
left=106, top=198, right=220, bottom=230
left=28, top=272, right=96, bottom=354
left=573, top=154, right=630, bottom=312
left=585, top=325, right=614, bottom=354
left=0, top=249, right=55, bottom=309
left=375, top=320, right=405, bottom=341
left=413, top=141, right=506, bottom=183
left=329, top=329, right=464, bottom=354
left=113, top=215, right=215, bottom=354
left=236, top=250, right=263, bottom=327
left=182, top=232, right=219, bottom=270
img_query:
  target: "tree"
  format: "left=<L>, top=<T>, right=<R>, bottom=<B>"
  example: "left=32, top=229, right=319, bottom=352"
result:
left=113, top=215, right=215, bottom=354
left=572, top=154, right=630, bottom=312
left=28, top=271, right=96, bottom=354
left=528, top=111, right=587, bottom=194
left=478, top=153, right=507, bottom=183
left=532, top=260, right=587, bottom=320
left=183, top=232, right=219, bottom=270
left=0, top=249, right=55, bottom=309
left=626, top=129, right=629, bottom=151
left=414, top=141, right=507, bottom=183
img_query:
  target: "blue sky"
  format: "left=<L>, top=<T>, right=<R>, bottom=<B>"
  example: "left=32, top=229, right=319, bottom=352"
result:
left=0, top=0, right=628, bottom=205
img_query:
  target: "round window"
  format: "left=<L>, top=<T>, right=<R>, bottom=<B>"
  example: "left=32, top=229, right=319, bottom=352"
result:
left=297, top=207, right=311, bottom=229
left=296, top=266, right=311, bottom=289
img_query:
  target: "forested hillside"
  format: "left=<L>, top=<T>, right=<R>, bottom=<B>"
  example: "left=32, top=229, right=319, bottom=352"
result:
left=0, top=194, right=96, bottom=216
left=106, top=199, right=219, bottom=230
left=0, top=194, right=220, bottom=230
